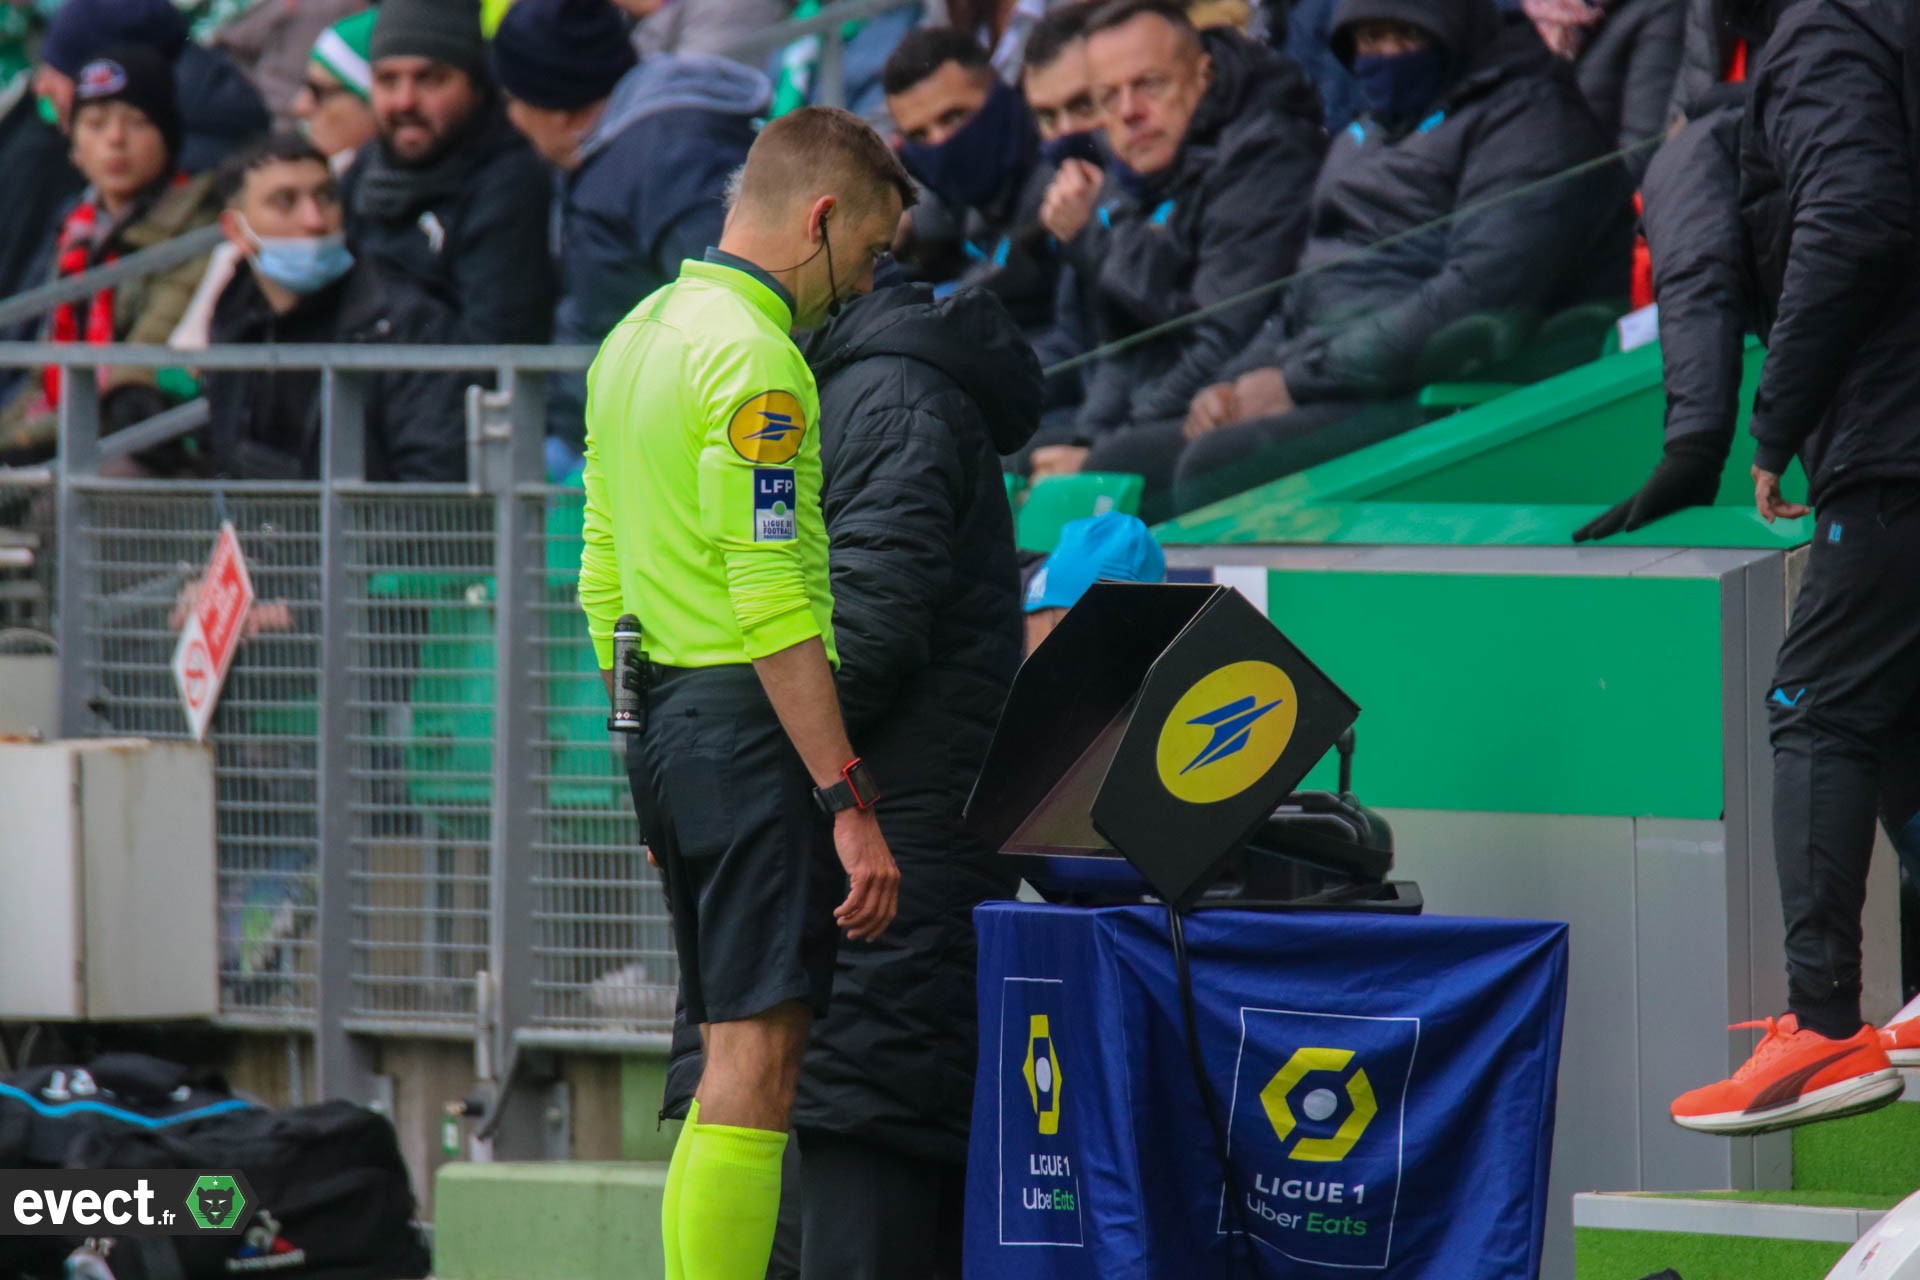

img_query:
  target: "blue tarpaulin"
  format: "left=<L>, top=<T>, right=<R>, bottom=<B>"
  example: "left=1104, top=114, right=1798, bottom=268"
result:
left=965, top=903, right=1569, bottom=1278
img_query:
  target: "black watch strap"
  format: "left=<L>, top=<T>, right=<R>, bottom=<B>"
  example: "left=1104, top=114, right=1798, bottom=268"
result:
left=813, top=760, right=879, bottom=816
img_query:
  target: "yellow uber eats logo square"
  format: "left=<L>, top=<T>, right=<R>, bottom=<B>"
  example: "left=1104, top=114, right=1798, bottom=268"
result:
left=727, top=390, right=807, bottom=464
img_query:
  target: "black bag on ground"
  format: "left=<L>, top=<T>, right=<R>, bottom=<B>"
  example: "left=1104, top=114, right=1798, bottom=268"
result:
left=0, top=1055, right=243, bottom=1169
left=70, top=1100, right=429, bottom=1280
left=39, top=1100, right=429, bottom=1280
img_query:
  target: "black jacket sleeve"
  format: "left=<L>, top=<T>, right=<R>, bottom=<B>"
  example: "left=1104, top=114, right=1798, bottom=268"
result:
left=1745, top=9, right=1914, bottom=476
left=1278, top=82, right=1616, bottom=402
left=822, top=389, right=966, bottom=735
left=1615, top=1, right=1685, bottom=182
left=1643, top=106, right=1746, bottom=457
left=450, top=150, right=559, bottom=345
left=1093, top=133, right=1318, bottom=422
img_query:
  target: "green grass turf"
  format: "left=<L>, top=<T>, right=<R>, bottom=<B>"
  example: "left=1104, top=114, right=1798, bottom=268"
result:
left=1575, top=1228, right=1848, bottom=1280
left=1794, top=1100, right=1920, bottom=1198
left=1643, top=1190, right=1903, bottom=1210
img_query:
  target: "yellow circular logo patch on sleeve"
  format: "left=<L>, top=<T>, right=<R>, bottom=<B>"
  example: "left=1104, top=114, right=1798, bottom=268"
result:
left=1154, top=660, right=1299, bottom=805
left=727, top=390, right=808, bottom=464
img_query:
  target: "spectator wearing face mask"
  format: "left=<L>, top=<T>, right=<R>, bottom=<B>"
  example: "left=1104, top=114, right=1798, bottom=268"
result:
left=493, top=0, right=769, bottom=474
left=342, top=0, right=557, bottom=346
left=1025, top=0, right=1325, bottom=480
left=0, top=48, right=222, bottom=471
left=1080, top=0, right=1631, bottom=516
left=200, top=134, right=468, bottom=482
left=1019, top=1, right=1103, bottom=408
left=884, top=27, right=1054, bottom=329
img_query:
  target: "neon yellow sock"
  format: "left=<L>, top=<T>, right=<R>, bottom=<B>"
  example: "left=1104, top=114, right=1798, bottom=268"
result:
left=675, top=1114, right=788, bottom=1280
left=661, top=1099, right=697, bottom=1280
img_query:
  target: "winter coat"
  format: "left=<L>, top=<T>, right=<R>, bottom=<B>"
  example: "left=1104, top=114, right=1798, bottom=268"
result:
left=1666, top=0, right=1789, bottom=123
left=1282, top=0, right=1360, bottom=130
left=1738, top=0, right=1920, bottom=501
left=784, top=283, right=1040, bottom=1162
left=0, top=97, right=84, bottom=401
left=204, top=260, right=472, bottom=483
left=1067, top=28, right=1325, bottom=439
left=1641, top=101, right=1747, bottom=456
left=1570, top=0, right=1686, bottom=182
left=0, top=173, right=222, bottom=463
left=546, top=55, right=768, bottom=451
left=1229, top=0, right=1631, bottom=401
left=175, top=42, right=272, bottom=175
left=343, top=103, right=557, bottom=346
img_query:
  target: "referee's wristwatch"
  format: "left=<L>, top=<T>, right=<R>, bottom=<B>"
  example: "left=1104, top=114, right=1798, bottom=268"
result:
left=814, top=758, right=880, bottom=817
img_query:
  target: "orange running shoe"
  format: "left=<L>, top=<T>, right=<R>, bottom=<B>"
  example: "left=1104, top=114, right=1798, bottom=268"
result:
left=1880, top=1015, right=1920, bottom=1068
left=1670, top=1015, right=1903, bottom=1135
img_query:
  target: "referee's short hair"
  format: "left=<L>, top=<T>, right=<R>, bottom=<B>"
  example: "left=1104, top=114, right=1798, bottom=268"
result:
left=730, top=106, right=918, bottom=221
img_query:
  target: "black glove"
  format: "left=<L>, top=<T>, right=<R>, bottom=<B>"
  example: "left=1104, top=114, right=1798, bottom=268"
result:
left=1573, top=438, right=1726, bottom=543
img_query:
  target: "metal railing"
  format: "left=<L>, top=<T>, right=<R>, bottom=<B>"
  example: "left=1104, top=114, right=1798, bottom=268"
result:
left=1, top=342, right=670, bottom=1155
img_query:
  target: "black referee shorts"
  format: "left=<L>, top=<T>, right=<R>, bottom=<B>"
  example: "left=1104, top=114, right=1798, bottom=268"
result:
left=625, top=665, right=842, bottom=1026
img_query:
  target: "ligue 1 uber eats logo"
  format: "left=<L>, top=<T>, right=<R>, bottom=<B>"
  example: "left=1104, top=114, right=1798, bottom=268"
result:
left=1023, top=1015, right=1063, bottom=1136
left=1155, top=661, right=1299, bottom=805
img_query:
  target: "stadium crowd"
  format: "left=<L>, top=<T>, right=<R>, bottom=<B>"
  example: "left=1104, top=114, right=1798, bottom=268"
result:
left=0, top=0, right=1750, bottom=515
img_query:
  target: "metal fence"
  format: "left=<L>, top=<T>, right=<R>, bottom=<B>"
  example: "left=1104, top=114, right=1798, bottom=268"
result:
left=0, top=343, right=673, bottom=1150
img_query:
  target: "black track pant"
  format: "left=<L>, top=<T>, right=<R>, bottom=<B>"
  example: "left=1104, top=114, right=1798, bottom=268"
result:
left=1769, top=480, right=1920, bottom=1038
left=794, top=1131, right=964, bottom=1279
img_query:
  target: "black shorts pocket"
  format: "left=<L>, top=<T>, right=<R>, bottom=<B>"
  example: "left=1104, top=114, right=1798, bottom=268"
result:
left=658, top=720, right=736, bottom=860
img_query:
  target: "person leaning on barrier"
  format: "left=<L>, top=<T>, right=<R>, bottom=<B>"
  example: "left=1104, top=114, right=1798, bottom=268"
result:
left=492, top=0, right=768, bottom=477
left=0, top=47, right=222, bottom=473
left=1078, top=0, right=1633, bottom=517
left=579, top=106, right=909, bottom=1280
left=341, top=0, right=556, bottom=347
left=199, top=134, right=469, bottom=483
left=1022, top=0, right=1326, bottom=477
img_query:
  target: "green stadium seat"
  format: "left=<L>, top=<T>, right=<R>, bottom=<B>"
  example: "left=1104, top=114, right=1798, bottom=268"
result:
left=1016, top=472, right=1144, bottom=553
left=1004, top=471, right=1026, bottom=507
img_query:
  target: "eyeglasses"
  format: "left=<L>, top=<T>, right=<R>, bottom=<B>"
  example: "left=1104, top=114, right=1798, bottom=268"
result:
left=296, top=80, right=357, bottom=107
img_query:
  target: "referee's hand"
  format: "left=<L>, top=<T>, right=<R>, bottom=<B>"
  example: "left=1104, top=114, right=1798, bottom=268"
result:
left=833, top=809, right=900, bottom=940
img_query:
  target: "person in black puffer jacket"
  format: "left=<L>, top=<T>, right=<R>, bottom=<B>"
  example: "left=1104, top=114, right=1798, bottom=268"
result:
left=1524, top=0, right=1685, bottom=183
left=1083, top=0, right=1632, bottom=516
left=1022, top=0, right=1325, bottom=474
left=665, top=283, right=1042, bottom=1279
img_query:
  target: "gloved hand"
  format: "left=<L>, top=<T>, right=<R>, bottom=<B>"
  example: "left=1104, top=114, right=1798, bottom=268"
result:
left=1573, top=439, right=1726, bottom=542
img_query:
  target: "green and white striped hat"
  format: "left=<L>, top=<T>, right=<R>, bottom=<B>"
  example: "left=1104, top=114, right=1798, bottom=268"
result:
left=310, top=9, right=377, bottom=102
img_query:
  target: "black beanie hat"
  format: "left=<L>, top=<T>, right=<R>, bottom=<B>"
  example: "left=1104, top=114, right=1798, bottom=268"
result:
left=492, top=0, right=638, bottom=110
left=73, top=46, right=183, bottom=163
left=370, top=0, right=489, bottom=84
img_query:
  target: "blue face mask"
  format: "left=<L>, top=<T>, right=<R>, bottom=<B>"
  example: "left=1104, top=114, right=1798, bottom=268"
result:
left=899, top=78, right=1037, bottom=210
left=242, top=218, right=355, bottom=295
left=1040, top=129, right=1103, bottom=168
left=1351, top=46, right=1450, bottom=127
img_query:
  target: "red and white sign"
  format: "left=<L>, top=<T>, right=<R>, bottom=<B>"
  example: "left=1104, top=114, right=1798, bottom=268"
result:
left=171, top=520, right=255, bottom=742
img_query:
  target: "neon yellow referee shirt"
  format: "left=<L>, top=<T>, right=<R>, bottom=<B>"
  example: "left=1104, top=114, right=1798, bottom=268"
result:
left=579, top=253, right=835, bottom=671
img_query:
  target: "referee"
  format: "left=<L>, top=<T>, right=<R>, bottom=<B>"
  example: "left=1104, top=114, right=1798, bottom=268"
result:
left=578, top=107, right=914, bottom=1279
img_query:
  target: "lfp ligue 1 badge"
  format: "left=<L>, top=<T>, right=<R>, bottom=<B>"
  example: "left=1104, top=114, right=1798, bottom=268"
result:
left=999, top=977, right=1083, bottom=1248
left=1219, top=1009, right=1421, bottom=1269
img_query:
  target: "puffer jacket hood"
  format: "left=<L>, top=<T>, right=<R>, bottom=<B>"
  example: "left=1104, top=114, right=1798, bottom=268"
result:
left=1329, top=0, right=1503, bottom=65
left=1190, top=27, right=1325, bottom=153
left=577, top=53, right=771, bottom=164
left=803, top=284, right=1042, bottom=455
